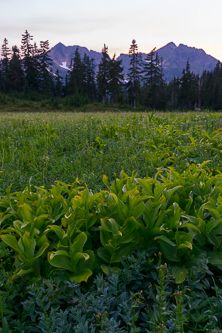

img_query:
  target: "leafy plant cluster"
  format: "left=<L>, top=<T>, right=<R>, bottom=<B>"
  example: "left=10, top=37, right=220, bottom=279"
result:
left=1, top=163, right=222, bottom=286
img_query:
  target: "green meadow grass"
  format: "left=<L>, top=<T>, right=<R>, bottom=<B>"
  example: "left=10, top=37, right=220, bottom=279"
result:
left=1, top=111, right=222, bottom=195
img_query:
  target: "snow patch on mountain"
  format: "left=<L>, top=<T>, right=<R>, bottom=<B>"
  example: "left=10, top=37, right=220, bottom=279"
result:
left=59, top=62, right=70, bottom=70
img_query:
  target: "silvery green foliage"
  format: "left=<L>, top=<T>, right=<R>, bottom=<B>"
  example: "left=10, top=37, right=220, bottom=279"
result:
left=1, top=252, right=222, bottom=332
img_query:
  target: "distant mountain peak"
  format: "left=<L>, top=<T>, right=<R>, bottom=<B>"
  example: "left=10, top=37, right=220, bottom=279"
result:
left=165, top=42, right=177, bottom=48
left=50, top=41, right=219, bottom=82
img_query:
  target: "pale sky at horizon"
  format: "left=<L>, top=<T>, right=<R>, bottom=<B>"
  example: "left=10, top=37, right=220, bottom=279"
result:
left=1, top=0, right=222, bottom=61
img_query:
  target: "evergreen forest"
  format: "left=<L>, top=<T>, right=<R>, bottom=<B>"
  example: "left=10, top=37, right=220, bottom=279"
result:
left=1, top=32, right=222, bottom=111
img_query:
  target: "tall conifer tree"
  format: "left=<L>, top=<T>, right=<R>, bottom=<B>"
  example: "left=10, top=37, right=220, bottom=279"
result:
left=39, top=40, right=52, bottom=95
left=21, top=30, right=39, bottom=91
left=127, top=39, right=141, bottom=108
left=1, top=38, right=11, bottom=92
left=69, top=47, right=82, bottom=93
left=8, top=45, right=24, bottom=92
left=82, top=54, right=96, bottom=101
left=97, top=44, right=110, bottom=105
left=54, top=69, right=63, bottom=96
left=179, top=60, right=197, bottom=109
left=108, top=54, right=124, bottom=107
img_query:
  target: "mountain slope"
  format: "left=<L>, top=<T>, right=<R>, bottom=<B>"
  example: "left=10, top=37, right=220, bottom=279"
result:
left=50, top=42, right=219, bottom=81
left=157, top=42, right=219, bottom=81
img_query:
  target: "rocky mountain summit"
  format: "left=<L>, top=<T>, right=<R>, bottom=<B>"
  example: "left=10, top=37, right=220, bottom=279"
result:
left=156, top=42, right=218, bottom=81
left=50, top=42, right=219, bottom=81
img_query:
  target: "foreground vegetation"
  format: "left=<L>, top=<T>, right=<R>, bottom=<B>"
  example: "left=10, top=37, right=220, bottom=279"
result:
left=1, top=111, right=222, bottom=332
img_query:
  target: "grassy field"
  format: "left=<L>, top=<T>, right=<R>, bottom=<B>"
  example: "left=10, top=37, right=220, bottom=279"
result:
left=1, top=111, right=222, bottom=195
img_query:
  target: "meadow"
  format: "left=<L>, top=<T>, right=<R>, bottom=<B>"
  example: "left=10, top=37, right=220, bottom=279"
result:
left=1, top=111, right=222, bottom=332
left=1, top=111, right=222, bottom=194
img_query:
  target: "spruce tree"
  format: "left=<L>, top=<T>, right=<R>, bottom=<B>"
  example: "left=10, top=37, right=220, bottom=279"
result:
left=211, top=62, right=222, bottom=110
left=0, top=66, right=2, bottom=92
left=39, top=40, right=52, bottom=95
left=68, top=47, right=83, bottom=95
left=82, top=54, right=96, bottom=102
left=108, top=54, right=124, bottom=107
left=179, top=60, right=197, bottom=109
left=54, top=69, right=63, bottom=96
left=97, top=44, right=110, bottom=105
left=142, top=48, right=165, bottom=109
left=8, top=45, right=24, bottom=92
left=127, top=39, right=141, bottom=108
left=1, top=38, right=11, bottom=92
left=21, top=30, right=39, bottom=92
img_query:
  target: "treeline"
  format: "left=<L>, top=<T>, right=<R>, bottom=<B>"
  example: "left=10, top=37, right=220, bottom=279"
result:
left=1, top=32, right=222, bottom=110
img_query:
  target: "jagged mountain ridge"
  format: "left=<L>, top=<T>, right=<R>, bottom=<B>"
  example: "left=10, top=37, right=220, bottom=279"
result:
left=50, top=42, right=219, bottom=81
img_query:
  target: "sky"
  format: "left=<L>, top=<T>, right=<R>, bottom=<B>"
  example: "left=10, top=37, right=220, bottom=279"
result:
left=1, top=0, right=222, bottom=60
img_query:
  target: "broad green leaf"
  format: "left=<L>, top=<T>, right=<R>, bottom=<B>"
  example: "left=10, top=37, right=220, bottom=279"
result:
left=159, top=241, right=179, bottom=262
left=117, top=198, right=128, bottom=222
left=10, top=268, right=34, bottom=283
left=177, top=241, right=192, bottom=250
left=108, top=193, right=118, bottom=204
left=109, top=218, right=120, bottom=235
left=89, top=192, right=102, bottom=207
left=70, top=268, right=92, bottom=283
left=182, top=214, right=199, bottom=224
left=19, top=232, right=36, bottom=259
left=72, top=252, right=89, bottom=266
left=51, top=183, right=62, bottom=198
left=205, top=219, right=222, bottom=234
left=45, top=225, right=65, bottom=240
left=19, top=203, right=33, bottom=223
left=180, top=223, right=200, bottom=232
left=111, top=243, right=134, bottom=263
left=169, top=202, right=181, bottom=229
left=207, top=207, right=221, bottom=220
left=69, top=232, right=87, bottom=258
left=34, top=242, right=49, bottom=259
left=97, top=247, right=111, bottom=263
left=101, top=264, right=121, bottom=274
left=206, top=233, right=221, bottom=247
left=136, top=178, right=154, bottom=196
left=81, top=188, right=89, bottom=208
left=102, top=175, right=109, bottom=187
left=33, top=214, right=50, bottom=230
left=66, top=219, right=78, bottom=240
left=171, top=265, right=188, bottom=283
left=120, top=217, right=140, bottom=244
left=154, top=235, right=176, bottom=247
left=0, top=213, right=13, bottom=226
left=100, top=218, right=117, bottom=233
left=185, top=196, right=193, bottom=214
left=48, top=251, right=75, bottom=272
left=133, top=201, right=144, bottom=219
left=165, top=185, right=183, bottom=200
left=100, top=229, right=112, bottom=247
left=207, top=252, right=222, bottom=266
left=1, top=234, right=20, bottom=252
left=101, top=264, right=109, bottom=274
left=75, top=250, right=95, bottom=272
